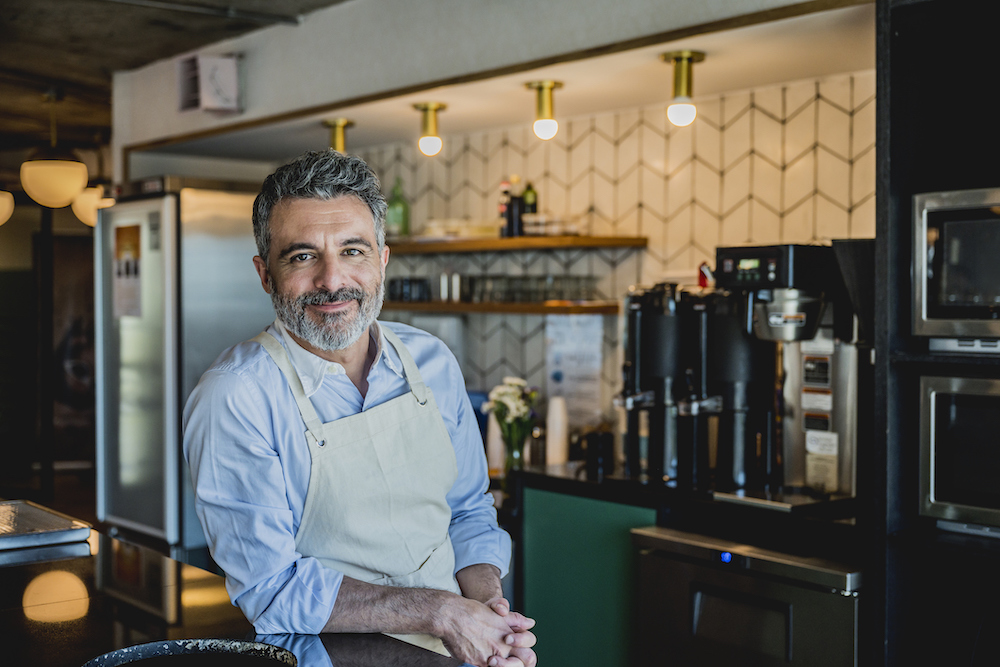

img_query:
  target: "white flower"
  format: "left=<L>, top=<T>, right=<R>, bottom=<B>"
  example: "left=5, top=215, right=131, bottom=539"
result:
left=502, top=376, right=527, bottom=387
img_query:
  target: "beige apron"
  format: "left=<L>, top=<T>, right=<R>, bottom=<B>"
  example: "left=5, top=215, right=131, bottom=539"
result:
left=254, top=328, right=461, bottom=655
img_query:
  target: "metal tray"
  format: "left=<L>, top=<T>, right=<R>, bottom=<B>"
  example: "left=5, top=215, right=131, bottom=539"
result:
left=0, top=499, right=92, bottom=550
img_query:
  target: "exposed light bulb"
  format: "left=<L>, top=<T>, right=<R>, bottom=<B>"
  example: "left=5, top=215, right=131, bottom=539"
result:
left=533, top=118, right=559, bottom=140
left=418, top=135, right=443, bottom=157
left=667, top=99, right=697, bottom=127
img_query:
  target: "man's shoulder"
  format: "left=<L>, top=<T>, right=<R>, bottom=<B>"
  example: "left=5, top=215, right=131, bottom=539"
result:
left=201, top=336, right=280, bottom=387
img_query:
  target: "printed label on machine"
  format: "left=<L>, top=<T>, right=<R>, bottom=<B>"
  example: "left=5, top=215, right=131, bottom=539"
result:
left=805, top=430, right=839, bottom=456
left=806, top=453, right=839, bottom=493
left=768, top=312, right=807, bottom=327
left=805, top=431, right=840, bottom=493
left=801, top=388, right=833, bottom=412
left=802, top=356, right=832, bottom=386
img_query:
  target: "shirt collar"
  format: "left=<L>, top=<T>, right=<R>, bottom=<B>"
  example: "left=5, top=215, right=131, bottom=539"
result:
left=271, top=319, right=402, bottom=397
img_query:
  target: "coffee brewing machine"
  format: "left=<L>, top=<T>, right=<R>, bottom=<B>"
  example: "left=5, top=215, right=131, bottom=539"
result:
left=620, top=241, right=873, bottom=510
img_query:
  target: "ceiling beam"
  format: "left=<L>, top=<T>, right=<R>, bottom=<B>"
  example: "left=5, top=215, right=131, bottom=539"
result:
left=94, top=0, right=303, bottom=25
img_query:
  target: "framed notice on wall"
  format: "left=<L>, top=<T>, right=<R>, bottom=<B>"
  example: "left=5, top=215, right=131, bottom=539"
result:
left=545, top=314, right=603, bottom=428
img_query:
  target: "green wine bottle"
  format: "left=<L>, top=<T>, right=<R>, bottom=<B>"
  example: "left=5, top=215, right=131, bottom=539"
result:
left=523, top=181, right=538, bottom=214
left=385, top=177, right=410, bottom=238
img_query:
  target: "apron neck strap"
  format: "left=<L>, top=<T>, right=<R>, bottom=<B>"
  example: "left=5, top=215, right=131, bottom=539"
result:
left=252, top=331, right=325, bottom=435
left=381, top=327, right=429, bottom=405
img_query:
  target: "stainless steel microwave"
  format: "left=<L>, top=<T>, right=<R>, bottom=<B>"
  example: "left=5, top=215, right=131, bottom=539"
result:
left=913, top=187, right=1000, bottom=352
left=919, top=376, right=1000, bottom=535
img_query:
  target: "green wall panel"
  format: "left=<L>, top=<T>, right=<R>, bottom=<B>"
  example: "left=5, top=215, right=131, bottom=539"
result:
left=522, top=487, right=656, bottom=667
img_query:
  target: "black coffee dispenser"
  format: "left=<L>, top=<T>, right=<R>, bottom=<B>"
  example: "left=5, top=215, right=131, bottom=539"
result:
left=620, top=283, right=772, bottom=490
left=620, top=283, right=682, bottom=482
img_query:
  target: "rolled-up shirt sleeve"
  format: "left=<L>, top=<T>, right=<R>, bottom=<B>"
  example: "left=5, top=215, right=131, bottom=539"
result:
left=183, top=364, right=341, bottom=635
left=436, top=347, right=512, bottom=578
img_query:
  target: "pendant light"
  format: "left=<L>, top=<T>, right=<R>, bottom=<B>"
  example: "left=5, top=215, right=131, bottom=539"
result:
left=323, top=118, right=353, bottom=153
left=526, top=80, right=563, bottom=140
left=661, top=50, right=706, bottom=127
left=414, top=102, right=446, bottom=157
left=0, top=191, right=13, bottom=226
left=20, top=89, right=89, bottom=208
left=72, top=185, right=115, bottom=227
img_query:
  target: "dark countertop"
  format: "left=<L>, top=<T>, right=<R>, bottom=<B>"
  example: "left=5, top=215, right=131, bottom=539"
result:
left=513, top=461, right=664, bottom=508
left=0, top=527, right=464, bottom=667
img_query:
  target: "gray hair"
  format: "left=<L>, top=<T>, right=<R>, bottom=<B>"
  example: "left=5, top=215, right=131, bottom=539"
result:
left=252, top=149, right=387, bottom=263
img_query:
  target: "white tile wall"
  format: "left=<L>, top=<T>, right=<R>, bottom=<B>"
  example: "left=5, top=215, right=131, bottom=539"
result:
left=362, top=70, right=876, bottom=420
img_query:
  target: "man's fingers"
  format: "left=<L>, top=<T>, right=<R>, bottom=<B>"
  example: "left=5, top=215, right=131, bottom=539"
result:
left=488, top=597, right=510, bottom=615
left=495, top=647, right=537, bottom=667
left=503, top=611, right=536, bottom=631
left=504, top=630, right=536, bottom=649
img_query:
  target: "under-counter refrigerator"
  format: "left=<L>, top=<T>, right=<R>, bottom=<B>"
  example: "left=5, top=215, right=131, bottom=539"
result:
left=95, top=176, right=275, bottom=561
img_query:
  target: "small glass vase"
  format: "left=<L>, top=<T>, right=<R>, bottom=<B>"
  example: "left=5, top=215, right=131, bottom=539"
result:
left=504, top=435, right=524, bottom=475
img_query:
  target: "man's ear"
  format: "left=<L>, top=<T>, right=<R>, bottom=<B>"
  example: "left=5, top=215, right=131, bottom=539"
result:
left=253, top=256, right=272, bottom=294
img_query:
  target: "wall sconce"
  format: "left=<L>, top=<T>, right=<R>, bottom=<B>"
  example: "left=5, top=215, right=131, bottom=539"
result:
left=20, top=89, right=89, bottom=208
left=526, top=80, right=563, bottom=140
left=661, top=50, right=706, bottom=127
left=414, top=102, right=446, bottom=156
left=323, top=118, right=353, bottom=153
left=0, top=191, right=13, bottom=226
left=72, top=185, right=115, bottom=227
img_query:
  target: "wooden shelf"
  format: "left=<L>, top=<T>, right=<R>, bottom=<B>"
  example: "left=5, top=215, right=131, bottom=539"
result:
left=388, top=235, right=647, bottom=255
left=382, top=299, right=620, bottom=315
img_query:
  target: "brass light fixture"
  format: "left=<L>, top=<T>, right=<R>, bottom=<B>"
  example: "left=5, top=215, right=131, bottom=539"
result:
left=661, top=50, right=706, bottom=127
left=526, top=80, right=563, bottom=140
left=20, top=89, right=89, bottom=208
left=414, top=102, right=446, bottom=156
left=0, top=191, right=13, bottom=226
left=323, top=118, right=354, bottom=153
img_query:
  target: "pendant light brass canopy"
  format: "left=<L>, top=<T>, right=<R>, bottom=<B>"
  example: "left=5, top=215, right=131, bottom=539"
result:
left=526, top=80, right=563, bottom=140
left=661, top=50, right=706, bottom=127
left=323, top=118, right=354, bottom=153
left=414, top=102, right=446, bottom=156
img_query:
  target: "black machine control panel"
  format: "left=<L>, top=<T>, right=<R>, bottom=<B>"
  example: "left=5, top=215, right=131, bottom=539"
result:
left=715, top=244, right=834, bottom=291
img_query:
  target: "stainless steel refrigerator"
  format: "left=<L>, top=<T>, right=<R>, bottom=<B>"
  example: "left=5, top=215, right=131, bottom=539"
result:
left=95, top=176, right=275, bottom=561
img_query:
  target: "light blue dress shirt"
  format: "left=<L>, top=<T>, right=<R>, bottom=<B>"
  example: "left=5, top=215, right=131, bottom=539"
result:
left=182, top=319, right=511, bottom=635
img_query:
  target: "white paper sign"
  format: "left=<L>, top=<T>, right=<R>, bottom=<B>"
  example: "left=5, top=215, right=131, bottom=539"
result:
left=545, top=314, right=603, bottom=428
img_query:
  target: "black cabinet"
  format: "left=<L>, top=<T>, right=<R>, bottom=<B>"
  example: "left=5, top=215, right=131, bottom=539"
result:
left=877, top=1, right=1000, bottom=664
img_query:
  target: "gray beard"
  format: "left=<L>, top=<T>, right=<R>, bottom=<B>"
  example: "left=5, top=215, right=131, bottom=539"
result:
left=270, top=279, right=385, bottom=352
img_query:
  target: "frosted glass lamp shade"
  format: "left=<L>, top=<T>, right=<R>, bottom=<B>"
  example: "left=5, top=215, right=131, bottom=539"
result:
left=418, top=135, right=443, bottom=157
left=72, top=185, right=113, bottom=227
left=667, top=99, right=697, bottom=127
left=20, top=159, right=89, bottom=208
left=533, top=118, right=559, bottom=140
left=0, top=190, right=13, bottom=226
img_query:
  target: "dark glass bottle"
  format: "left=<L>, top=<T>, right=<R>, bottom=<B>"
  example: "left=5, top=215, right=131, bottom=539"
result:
left=523, top=182, right=538, bottom=214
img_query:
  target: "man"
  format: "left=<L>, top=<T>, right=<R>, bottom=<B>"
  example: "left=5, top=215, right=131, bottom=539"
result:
left=183, top=150, right=536, bottom=667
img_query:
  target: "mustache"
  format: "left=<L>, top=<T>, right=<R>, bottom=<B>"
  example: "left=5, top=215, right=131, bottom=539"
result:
left=297, top=287, right=366, bottom=306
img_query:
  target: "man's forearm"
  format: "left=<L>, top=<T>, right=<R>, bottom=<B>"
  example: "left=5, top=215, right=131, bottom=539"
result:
left=321, top=576, right=450, bottom=635
left=455, top=564, right=503, bottom=604
left=321, top=574, right=520, bottom=667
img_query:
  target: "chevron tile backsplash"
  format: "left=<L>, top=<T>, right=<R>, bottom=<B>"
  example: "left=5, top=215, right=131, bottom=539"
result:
left=361, top=70, right=876, bottom=423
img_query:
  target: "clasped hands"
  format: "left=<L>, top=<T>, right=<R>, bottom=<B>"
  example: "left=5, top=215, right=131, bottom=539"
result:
left=440, top=595, right=536, bottom=667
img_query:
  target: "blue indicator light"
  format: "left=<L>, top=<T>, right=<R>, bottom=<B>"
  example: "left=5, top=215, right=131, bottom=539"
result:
left=720, top=551, right=733, bottom=564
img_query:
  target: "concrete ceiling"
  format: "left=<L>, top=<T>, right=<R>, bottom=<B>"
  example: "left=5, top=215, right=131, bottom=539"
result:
left=0, top=0, right=348, bottom=152
left=141, top=3, right=876, bottom=163
left=0, top=0, right=875, bottom=170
